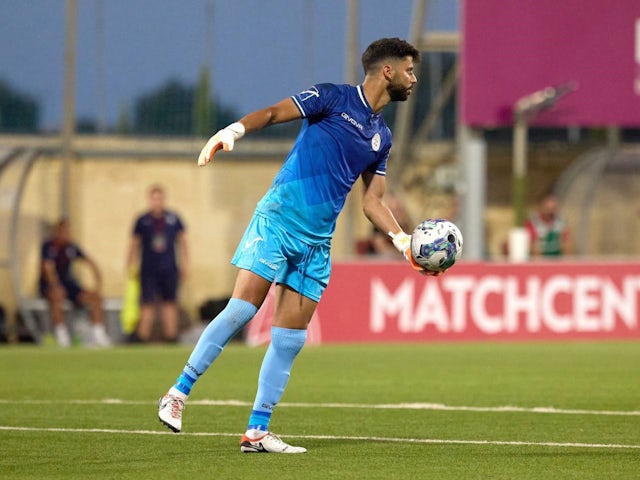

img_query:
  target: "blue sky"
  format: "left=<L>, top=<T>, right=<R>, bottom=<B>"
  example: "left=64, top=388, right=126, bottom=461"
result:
left=2, top=0, right=459, bottom=130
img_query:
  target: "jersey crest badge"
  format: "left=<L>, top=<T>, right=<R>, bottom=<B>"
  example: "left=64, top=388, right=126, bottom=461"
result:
left=371, top=133, right=381, bottom=152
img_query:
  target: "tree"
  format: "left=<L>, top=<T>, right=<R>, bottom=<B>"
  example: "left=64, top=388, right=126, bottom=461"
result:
left=76, top=117, right=97, bottom=133
left=134, top=79, right=194, bottom=135
left=0, top=78, right=39, bottom=132
left=193, top=66, right=214, bottom=137
left=116, top=103, right=131, bottom=134
left=133, top=77, right=239, bottom=136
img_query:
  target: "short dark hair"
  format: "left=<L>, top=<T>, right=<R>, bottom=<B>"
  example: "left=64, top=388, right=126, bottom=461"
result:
left=361, top=37, right=420, bottom=74
left=149, top=183, right=165, bottom=195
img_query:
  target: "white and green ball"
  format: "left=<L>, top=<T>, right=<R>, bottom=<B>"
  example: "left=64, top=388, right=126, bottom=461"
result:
left=410, top=219, right=463, bottom=272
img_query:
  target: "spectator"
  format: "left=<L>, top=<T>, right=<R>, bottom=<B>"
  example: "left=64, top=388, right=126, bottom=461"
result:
left=525, top=193, right=573, bottom=257
left=126, top=184, right=188, bottom=342
left=40, top=218, right=111, bottom=347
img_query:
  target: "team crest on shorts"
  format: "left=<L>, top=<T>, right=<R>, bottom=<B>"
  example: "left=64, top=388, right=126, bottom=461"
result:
left=371, top=133, right=381, bottom=152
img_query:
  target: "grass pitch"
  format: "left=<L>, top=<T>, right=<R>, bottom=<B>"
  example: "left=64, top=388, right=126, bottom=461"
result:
left=0, top=341, right=639, bottom=479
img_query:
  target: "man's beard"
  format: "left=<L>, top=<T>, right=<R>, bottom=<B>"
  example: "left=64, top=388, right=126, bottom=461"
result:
left=387, top=82, right=411, bottom=102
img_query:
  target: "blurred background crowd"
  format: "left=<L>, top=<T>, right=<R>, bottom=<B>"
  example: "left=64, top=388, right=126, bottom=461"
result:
left=1, top=0, right=639, bottom=346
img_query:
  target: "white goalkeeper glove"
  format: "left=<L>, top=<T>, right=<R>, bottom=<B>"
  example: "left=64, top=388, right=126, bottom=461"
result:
left=197, top=122, right=246, bottom=166
left=390, top=231, right=413, bottom=262
left=390, top=231, right=436, bottom=275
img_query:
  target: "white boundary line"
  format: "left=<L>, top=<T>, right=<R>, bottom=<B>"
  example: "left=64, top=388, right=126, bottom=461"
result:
left=1, top=398, right=639, bottom=416
left=1, top=425, right=638, bottom=450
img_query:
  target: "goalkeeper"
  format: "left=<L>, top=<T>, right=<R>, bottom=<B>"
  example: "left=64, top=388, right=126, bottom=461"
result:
left=158, top=37, right=434, bottom=453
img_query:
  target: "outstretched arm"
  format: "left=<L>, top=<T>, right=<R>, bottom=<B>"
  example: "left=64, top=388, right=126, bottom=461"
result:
left=126, top=235, right=141, bottom=275
left=42, top=258, right=61, bottom=289
left=81, top=254, right=102, bottom=293
left=361, top=171, right=437, bottom=275
left=361, top=170, right=404, bottom=238
left=176, top=231, right=189, bottom=279
left=198, top=98, right=301, bottom=166
left=237, top=98, right=302, bottom=133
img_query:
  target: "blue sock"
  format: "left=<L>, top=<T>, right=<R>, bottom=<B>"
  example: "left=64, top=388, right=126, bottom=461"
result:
left=247, top=326, right=307, bottom=432
left=172, top=298, right=257, bottom=396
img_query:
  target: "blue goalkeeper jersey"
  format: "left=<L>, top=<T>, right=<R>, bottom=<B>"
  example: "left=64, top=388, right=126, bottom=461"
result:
left=255, top=83, right=392, bottom=244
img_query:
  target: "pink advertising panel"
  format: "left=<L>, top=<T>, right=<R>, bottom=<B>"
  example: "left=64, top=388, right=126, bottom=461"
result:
left=461, top=0, right=640, bottom=127
left=247, top=261, right=640, bottom=344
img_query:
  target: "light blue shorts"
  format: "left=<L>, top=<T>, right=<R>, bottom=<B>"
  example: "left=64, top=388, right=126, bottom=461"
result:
left=231, top=213, right=331, bottom=302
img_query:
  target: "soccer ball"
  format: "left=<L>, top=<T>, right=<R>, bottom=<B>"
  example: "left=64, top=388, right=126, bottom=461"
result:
left=410, top=219, right=463, bottom=272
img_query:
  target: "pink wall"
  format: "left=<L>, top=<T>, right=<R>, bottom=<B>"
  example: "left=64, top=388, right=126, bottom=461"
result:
left=461, top=0, right=640, bottom=127
left=246, top=261, right=640, bottom=344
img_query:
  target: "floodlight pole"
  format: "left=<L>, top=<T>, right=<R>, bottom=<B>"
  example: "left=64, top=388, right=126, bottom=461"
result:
left=345, top=0, right=359, bottom=85
left=61, top=0, right=77, bottom=218
left=389, top=0, right=427, bottom=191
left=509, top=82, right=577, bottom=261
left=512, top=112, right=528, bottom=228
left=343, top=0, right=359, bottom=257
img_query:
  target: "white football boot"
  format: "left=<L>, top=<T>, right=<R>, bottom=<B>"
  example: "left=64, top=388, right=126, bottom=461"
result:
left=54, top=324, right=72, bottom=348
left=240, top=431, right=307, bottom=454
left=92, top=324, right=112, bottom=347
left=158, top=393, right=185, bottom=433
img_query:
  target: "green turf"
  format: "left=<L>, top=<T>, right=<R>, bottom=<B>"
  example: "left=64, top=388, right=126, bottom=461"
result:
left=0, top=342, right=639, bottom=479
